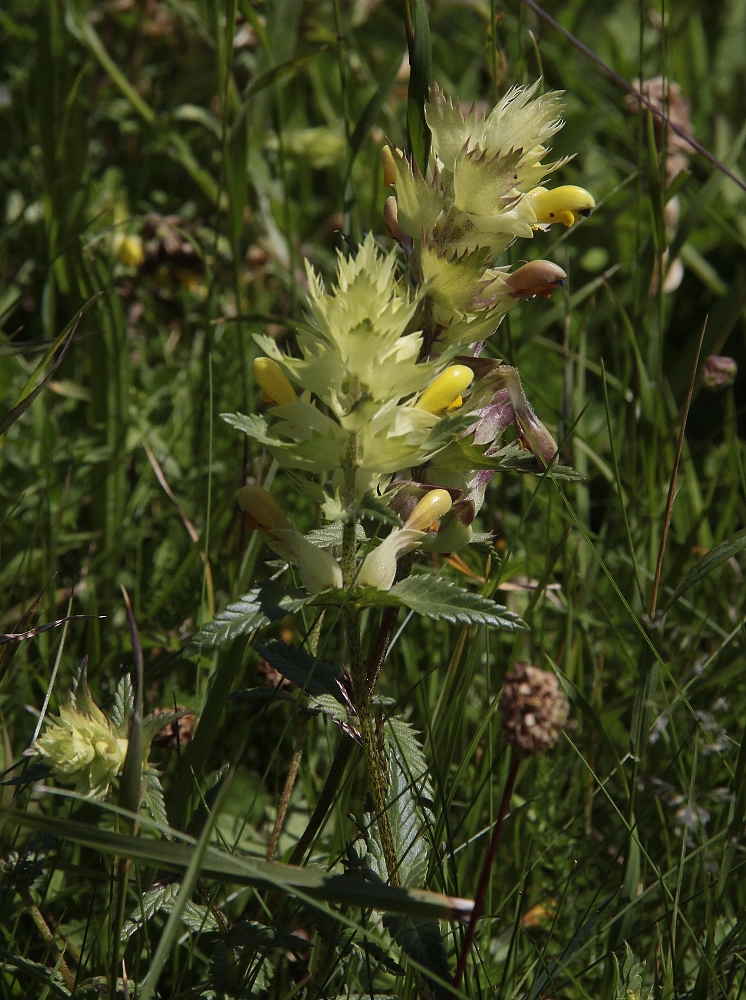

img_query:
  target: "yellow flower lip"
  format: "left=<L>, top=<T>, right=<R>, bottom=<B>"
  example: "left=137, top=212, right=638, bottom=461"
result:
left=416, top=365, right=474, bottom=415
left=252, top=357, right=297, bottom=406
left=405, top=488, right=453, bottom=532
left=528, top=185, right=595, bottom=227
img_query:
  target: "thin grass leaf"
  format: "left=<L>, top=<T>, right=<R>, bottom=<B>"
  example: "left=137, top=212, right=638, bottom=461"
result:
left=406, top=0, right=432, bottom=170
left=665, top=528, right=746, bottom=609
left=7, top=810, right=474, bottom=920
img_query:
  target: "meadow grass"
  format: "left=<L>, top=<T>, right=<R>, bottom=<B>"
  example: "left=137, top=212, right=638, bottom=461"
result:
left=1, top=0, right=746, bottom=997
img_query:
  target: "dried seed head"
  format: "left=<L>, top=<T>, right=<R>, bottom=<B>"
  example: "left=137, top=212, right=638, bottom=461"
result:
left=500, top=662, right=568, bottom=756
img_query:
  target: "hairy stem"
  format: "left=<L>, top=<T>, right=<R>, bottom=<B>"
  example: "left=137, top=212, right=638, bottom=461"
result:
left=19, top=886, right=76, bottom=992
left=342, top=438, right=400, bottom=886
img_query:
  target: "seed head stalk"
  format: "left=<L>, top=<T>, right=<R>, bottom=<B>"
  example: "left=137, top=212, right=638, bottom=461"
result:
left=450, top=754, right=520, bottom=996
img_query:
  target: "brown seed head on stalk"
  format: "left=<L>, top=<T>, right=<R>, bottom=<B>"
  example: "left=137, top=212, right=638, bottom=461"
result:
left=500, top=662, right=568, bottom=756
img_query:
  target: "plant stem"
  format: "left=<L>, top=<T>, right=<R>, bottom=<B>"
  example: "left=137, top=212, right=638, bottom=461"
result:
left=266, top=711, right=308, bottom=862
left=19, top=886, right=76, bottom=992
left=451, top=755, right=521, bottom=996
left=341, top=438, right=400, bottom=886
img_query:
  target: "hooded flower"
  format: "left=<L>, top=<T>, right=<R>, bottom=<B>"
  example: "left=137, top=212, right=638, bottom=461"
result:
left=237, top=485, right=343, bottom=594
left=357, top=489, right=453, bottom=590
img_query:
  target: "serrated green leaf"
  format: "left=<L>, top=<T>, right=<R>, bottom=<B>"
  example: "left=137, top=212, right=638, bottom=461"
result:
left=140, top=709, right=191, bottom=748
left=255, top=640, right=343, bottom=700
left=121, top=881, right=218, bottom=941
left=360, top=490, right=404, bottom=526
left=384, top=718, right=433, bottom=890
left=305, top=521, right=367, bottom=548
left=308, top=692, right=353, bottom=726
left=383, top=914, right=450, bottom=1000
left=142, top=770, right=168, bottom=828
left=220, top=410, right=285, bottom=447
left=184, top=581, right=309, bottom=657
left=389, top=575, right=527, bottom=630
left=110, top=673, right=134, bottom=733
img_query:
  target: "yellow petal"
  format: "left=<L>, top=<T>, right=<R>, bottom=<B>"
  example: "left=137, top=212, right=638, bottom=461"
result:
left=405, top=489, right=453, bottom=531
left=416, top=365, right=474, bottom=415
left=528, top=185, right=595, bottom=227
left=252, top=357, right=297, bottom=406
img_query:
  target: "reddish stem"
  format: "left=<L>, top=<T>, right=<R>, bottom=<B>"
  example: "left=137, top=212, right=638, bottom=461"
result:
left=451, top=755, right=521, bottom=997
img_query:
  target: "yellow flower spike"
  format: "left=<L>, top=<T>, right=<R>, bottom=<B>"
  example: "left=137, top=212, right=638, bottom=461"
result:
left=405, top=488, right=453, bottom=532
left=252, top=357, right=297, bottom=406
left=416, top=365, right=474, bottom=415
left=528, top=185, right=595, bottom=228
left=381, top=145, right=397, bottom=186
left=237, top=485, right=290, bottom=532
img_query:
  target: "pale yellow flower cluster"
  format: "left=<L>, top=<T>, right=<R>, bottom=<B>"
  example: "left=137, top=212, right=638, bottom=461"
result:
left=33, top=698, right=128, bottom=799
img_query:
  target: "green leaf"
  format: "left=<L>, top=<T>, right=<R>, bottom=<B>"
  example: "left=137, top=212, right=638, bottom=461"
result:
left=665, top=528, right=746, bottom=609
left=304, top=521, right=367, bottom=548
left=140, top=710, right=191, bottom=748
left=220, top=410, right=285, bottom=447
left=244, top=49, right=325, bottom=99
left=433, top=439, right=584, bottom=480
left=406, top=0, right=432, bottom=171
left=384, top=718, right=433, bottom=890
left=8, top=811, right=473, bottom=921
left=383, top=915, right=450, bottom=1000
left=346, top=52, right=404, bottom=180
left=121, top=881, right=218, bottom=941
left=389, top=575, right=527, bottom=630
left=360, top=490, right=404, bottom=526
left=254, top=640, right=344, bottom=700
left=142, top=770, right=168, bottom=829
left=65, top=11, right=156, bottom=124
left=110, top=673, right=134, bottom=733
left=183, top=581, right=309, bottom=657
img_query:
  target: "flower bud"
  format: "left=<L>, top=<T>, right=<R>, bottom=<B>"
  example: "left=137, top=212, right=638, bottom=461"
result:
left=528, top=185, right=595, bottom=228
left=416, top=366, right=474, bottom=415
left=33, top=701, right=128, bottom=798
left=703, top=355, right=737, bottom=391
left=404, top=488, right=453, bottom=531
left=381, top=145, right=397, bottom=186
left=500, top=662, right=568, bottom=757
left=357, top=527, right=424, bottom=591
left=505, top=260, right=566, bottom=299
left=252, top=357, right=297, bottom=406
left=237, top=485, right=290, bottom=531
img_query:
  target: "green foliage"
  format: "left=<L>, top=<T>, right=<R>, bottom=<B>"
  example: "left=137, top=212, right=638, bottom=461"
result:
left=2, top=0, right=746, bottom=997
